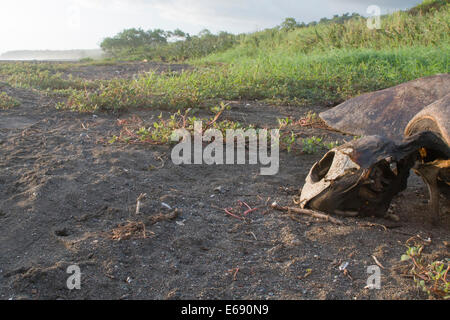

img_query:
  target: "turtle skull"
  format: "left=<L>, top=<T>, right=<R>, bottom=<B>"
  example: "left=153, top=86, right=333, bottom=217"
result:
left=300, top=136, right=415, bottom=217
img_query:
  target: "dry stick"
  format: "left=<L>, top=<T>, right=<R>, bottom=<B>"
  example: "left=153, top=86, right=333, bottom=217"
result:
left=248, top=232, right=257, bottom=241
left=243, top=207, right=260, bottom=215
left=150, top=154, right=165, bottom=170
left=270, top=202, right=343, bottom=225
left=361, top=222, right=388, bottom=231
left=135, top=193, right=147, bottom=215
left=239, top=200, right=252, bottom=211
left=229, top=267, right=239, bottom=281
left=139, top=221, right=147, bottom=239
left=224, top=208, right=244, bottom=220
left=204, top=103, right=229, bottom=131
left=371, top=255, right=385, bottom=269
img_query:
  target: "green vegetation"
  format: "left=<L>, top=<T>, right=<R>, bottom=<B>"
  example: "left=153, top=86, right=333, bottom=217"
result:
left=101, top=28, right=237, bottom=62
left=0, top=62, right=99, bottom=94
left=7, top=70, right=97, bottom=91
left=59, top=45, right=447, bottom=113
left=278, top=113, right=341, bottom=153
left=217, top=7, right=449, bottom=57
left=0, top=92, right=20, bottom=109
left=99, top=11, right=365, bottom=62
left=0, top=1, right=448, bottom=115
left=100, top=1, right=448, bottom=61
left=401, top=245, right=449, bottom=299
left=409, top=0, right=449, bottom=15
left=280, top=133, right=340, bottom=154
left=109, top=104, right=253, bottom=145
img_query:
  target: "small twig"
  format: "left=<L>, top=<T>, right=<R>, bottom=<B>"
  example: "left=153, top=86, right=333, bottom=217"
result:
left=343, top=269, right=353, bottom=281
left=361, top=222, right=388, bottom=231
left=147, top=209, right=180, bottom=225
left=271, top=202, right=343, bottom=225
left=292, top=196, right=302, bottom=205
left=140, top=221, right=147, bottom=239
left=224, top=208, right=244, bottom=220
left=298, top=268, right=313, bottom=280
left=372, top=255, right=385, bottom=269
left=135, top=193, right=147, bottom=215
left=181, top=108, right=191, bottom=128
left=228, top=267, right=239, bottom=281
left=246, top=231, right=257, bottom=241
left=243, top=207, right=260, bottom=215
left=149, top=154, right=165, bottom=170
left=443, top=265, right=449, bottom=283
left=240, top=201, right=252, bottom=211
left=204, top=103, right=229, bottom=131
left=155, top=155, right=165, bottom=169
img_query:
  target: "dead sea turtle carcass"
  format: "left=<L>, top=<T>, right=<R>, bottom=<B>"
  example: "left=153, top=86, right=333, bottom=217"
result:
left=300, top=75, right=450, bottom=223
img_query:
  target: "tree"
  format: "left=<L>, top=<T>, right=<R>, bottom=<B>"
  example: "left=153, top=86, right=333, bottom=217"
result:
left=280, top=17, right=300, bottom=31
left=168, top=28, right=189, bottom=42
left=198, top=29, right=213, bottom=37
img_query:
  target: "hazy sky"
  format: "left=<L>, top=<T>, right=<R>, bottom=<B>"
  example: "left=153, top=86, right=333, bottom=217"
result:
left=0, top=0, right=422, bottom=53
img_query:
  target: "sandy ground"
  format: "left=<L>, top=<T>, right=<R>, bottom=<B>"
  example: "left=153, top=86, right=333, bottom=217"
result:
left=0, top=62, right=448, bottom=300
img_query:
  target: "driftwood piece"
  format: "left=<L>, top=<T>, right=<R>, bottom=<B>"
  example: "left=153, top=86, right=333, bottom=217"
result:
left=270, top=202, right=343, bottom=225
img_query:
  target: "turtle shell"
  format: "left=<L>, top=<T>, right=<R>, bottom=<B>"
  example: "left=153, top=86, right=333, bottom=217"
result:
left=319, top=74, right=450, bottom=142
left=405, top=93, right=450, bottom=146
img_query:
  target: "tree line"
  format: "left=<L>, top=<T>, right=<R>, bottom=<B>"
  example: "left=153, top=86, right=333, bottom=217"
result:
left=99, top=13, right=363, bottom=61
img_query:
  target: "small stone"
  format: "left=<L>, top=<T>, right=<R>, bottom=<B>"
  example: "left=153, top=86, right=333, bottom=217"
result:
left=161, top=202, right=172, bottom=210
left=339, top=262, right=349, bottom=271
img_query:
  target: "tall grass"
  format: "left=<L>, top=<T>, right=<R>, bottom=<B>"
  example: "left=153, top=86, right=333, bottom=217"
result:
left=213, top=5, right=449, bottom=58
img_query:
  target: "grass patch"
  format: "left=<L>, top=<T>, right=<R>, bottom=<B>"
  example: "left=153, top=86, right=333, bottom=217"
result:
left=7, top=70, right=98, bottom=91
left=278, top=113, right=341, bottom=153
left=61, top=46, right=448, bottom=112
left=401, top=245, right=449, bottom=299
left=108, top=106, right=340, bottom=155
left=0, top=92, right=20, bottom=109
left=108, top=104, right=253, bottom=145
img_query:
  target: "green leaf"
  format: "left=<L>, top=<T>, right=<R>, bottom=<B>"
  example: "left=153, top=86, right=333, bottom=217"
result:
left=401, top=254, right=411, bottom=261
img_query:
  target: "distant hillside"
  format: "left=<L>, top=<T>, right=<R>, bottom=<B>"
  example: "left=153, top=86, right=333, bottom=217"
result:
left=98, top=0, right=449, bottom=62
left=0, top=49, right=104, bottom=61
